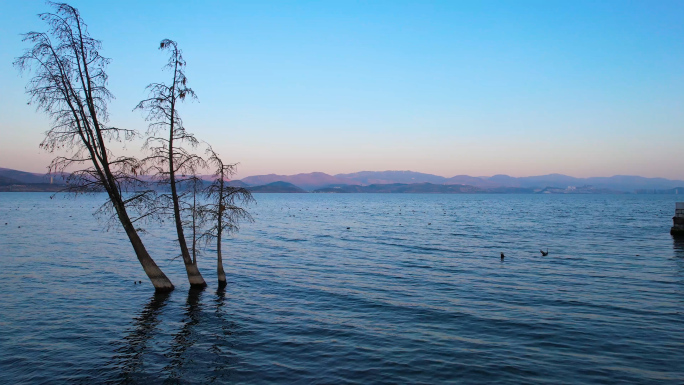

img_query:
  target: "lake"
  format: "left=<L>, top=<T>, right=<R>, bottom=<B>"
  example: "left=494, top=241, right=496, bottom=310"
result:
left=1, top=192, right=683, bottom=384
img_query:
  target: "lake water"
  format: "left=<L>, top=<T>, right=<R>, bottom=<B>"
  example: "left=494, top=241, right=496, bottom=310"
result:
left=1, top=192, right=683, bottom=384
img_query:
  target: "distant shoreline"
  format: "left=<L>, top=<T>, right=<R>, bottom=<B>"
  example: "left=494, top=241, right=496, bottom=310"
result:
left=2, top=182, right=682, bottom=195
left=2, top=167, right=684, bottom=194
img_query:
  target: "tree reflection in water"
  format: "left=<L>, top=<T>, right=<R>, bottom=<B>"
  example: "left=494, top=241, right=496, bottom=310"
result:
left=110, top=291, right=171, bottom=384
left=164, top=287, right=204, bottom=382
left=109, top=287, right=240, bottom=384
left=207, top=287, right=240, bottom=383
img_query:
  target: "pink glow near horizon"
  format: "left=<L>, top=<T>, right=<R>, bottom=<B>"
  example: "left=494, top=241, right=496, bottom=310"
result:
left=2, top=138, right=682, bottom=180
left=3, top=1, right=684, bottom=181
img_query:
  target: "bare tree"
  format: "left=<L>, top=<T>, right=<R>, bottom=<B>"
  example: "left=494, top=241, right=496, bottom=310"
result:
left=181, top=175, right=206, bottom=267
left=203, top=149, right=254, bottom=287
left=136, top=39, right=207, bottom=288
left=14, top=2, right=174, bottom=291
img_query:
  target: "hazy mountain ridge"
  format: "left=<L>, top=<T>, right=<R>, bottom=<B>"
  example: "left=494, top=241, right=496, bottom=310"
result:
left=313, top=183, right=622, bottom=194
left=241, top=172, right=360, bottom=190
left=0, top=168, right=65, bottom=184
left=314, top=183, right=488, bottom=194
left=2, top=167, right=684, bottom=193
left=0, top=168, right=67, bottom=192
left=238, top=170, right=684, bottom=192
left=248, top=181, right=306, bottom=193
left=0, top=175, right=22, bottom=185
left=335, top=170, right=448, bottom=185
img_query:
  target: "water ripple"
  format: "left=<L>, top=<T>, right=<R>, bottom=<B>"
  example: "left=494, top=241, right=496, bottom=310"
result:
left=0, top=193, right=683, bottom=384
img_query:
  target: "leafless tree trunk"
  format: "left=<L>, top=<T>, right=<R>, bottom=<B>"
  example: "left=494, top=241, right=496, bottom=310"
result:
left=181, top=176, right=205, bottom=266
left=203, top=149, right=254, bottom=287
left=15, top=2, right=174, bottom=291
left=136, top=39, right=207, bottom=288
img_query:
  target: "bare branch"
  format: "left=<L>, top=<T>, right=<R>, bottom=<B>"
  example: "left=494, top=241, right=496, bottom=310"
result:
left=15, top=2, right=174, bottom=291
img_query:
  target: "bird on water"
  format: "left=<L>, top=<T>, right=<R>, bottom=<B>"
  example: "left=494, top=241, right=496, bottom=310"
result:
left=500, top=252, right=505, bottom=261
left=540, top=249, right=549, bottom=256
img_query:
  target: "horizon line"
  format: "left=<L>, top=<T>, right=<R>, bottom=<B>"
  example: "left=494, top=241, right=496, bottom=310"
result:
left=2, top=166, right=683, bottom=182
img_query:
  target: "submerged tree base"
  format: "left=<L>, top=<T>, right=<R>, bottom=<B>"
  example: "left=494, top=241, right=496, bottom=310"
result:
left=138, top=246, right=175, bottom=292
left=186, top=263, right=207, bottom=288
left=153, top=283, right=175, bottom=293
left=148, top=273, right=175, bottom=292
left=218, top=265, right=227, bottom=289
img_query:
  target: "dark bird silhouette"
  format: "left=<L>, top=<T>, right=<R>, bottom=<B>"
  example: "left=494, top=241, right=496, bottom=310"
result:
left=500, top=252, right=505, bottom=261
left=540, top=249, right=549, bottom=256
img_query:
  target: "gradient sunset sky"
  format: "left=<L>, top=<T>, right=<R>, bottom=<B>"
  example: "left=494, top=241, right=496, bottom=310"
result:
left=1, top=0, right=683, bottom=179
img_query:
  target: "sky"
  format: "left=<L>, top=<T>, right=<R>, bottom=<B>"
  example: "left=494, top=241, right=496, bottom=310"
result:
left=1, top=0, right=684, bottom=179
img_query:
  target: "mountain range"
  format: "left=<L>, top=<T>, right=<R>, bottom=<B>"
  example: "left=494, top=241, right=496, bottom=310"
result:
left=238, top=170, right=684, bottom=192
left=2, top=167, right=684, bottom=193
left=0, top=168, right=66, bottom=184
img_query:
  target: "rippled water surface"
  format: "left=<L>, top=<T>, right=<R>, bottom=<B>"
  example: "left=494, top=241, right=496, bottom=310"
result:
left=1, top=192, right=683, bottom=384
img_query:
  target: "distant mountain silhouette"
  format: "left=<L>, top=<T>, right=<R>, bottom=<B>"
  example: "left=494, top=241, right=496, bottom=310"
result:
left=0, top=168, right=66, bottom=191
left=3, top=167, right=684, bottom=193
left=248, top=181, right=306, bottom=193
left=582, top=175, right=684, bottom=192
left=635, top=187, right=684, bottom=194
left=239, top=170, right=684, bottom=192
left=444, top=175, right=501, bottom=188
left=312, top=183, right=620, bottom=194
left=241, top=172, right=359, bottom=190
left=335, top=170, right=447, bottom=185
left=225, top=180, right=249, bottom=188
left=314, top=183, right=485, bottom=194
left=484, top=173, right=684, bottom=191
left=0, top=168, right=53, bottom=184
left=0, top=175, right=22, bottom=185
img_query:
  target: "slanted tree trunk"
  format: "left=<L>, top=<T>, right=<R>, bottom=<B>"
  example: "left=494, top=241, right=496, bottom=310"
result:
left=137, top=39, right=207, bottom=288
left=169, top=141, right=206, bottom=287
left=114, top=200, right=175, bottom=291
left=15, top=3, right=174, bottom=291
left=167, top=63, right=206, bottom=288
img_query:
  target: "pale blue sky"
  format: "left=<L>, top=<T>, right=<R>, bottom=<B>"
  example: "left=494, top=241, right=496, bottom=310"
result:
left=1, top=0, right=683, bottom=178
